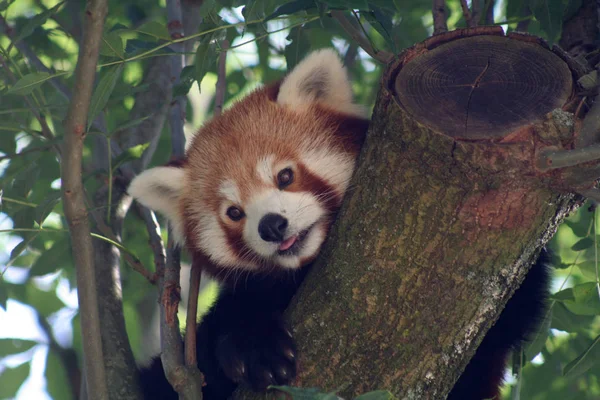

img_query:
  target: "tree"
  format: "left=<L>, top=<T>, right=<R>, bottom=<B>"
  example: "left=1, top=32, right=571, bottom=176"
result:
left=0, top=1, right=599, bottom=399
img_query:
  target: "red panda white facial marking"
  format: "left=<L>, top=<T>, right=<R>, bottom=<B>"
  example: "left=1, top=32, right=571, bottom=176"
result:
left=128, top=48, right=369, bottom=277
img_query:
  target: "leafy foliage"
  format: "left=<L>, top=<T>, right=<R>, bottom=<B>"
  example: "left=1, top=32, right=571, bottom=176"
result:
left=0, top=0, right=597, bottom=399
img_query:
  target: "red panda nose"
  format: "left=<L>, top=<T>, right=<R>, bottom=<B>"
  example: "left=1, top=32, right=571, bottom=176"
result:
left=258, top=213, right=288, bottom=242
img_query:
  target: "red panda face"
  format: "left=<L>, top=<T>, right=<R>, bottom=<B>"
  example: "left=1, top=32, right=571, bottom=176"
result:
left=129, top=49, right=369, bottom=275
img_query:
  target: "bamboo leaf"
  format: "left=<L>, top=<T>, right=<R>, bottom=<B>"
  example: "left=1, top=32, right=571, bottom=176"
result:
left=6, top=72, right=51, bottom=95
left=563, top=334, right=600, bottom=378
left=87, top=65, right=123, bottom=130
left=12, top=2, right=64, bottom=44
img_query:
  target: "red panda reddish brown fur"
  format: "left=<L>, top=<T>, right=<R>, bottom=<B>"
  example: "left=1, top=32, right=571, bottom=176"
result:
left=130, top=49, right=370, bottom=399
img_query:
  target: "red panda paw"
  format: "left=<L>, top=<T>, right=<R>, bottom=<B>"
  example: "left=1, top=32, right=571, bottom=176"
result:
left=214, top=317, right=297, bottom=391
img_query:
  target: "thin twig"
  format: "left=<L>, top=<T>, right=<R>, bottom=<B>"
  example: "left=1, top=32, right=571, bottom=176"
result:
left=537, top=144, right=600, bottom=170
left=432, top=0, right=448, bottom=35
left=159, top=0, right=203, bottom=398
left=330, top=10, right=393, bottom=64
left=460, top=0, right=475, bottom=28
left=61, top=0, right=109, bottom=398
left=214, top=40, right=229, bottom=117
left=185, top=265, right=201, bottom=367
left=471, top=0, right=481, bottom=27
left=484, top=0, right=495, bottom=25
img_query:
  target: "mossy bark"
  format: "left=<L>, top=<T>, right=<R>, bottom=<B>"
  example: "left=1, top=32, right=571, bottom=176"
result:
left=235, top=28, right=589, bottom=399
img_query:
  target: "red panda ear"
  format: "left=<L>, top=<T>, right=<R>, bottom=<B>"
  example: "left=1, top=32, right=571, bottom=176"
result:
left=128, top=166, right=186, bottom=240
left=277, top=48, right=365, bottom=116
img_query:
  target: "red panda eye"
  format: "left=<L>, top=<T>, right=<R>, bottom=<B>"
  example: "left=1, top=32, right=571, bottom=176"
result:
left=277, top=168, right=294, bottom=189
left=226, top=206, right=244, bottom=221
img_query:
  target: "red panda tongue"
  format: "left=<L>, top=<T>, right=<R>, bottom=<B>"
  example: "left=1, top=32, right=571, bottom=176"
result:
left=279, top=236, right=298, bottom=251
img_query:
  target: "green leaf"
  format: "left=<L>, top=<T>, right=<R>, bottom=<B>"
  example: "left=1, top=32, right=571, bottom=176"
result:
left=112, top=142, right=151, bottom=170
left=7, top=233, right=39, bottom=268
left=266, top=0, right=317, bottom=21
left=576, top=260, right=600, bottom=280
left=528, top=0, right=568, bottom=44
left=29, top=237, right=71, bottom=277
left=46, top=349, right=74, bottom=400
left=571, top=237, right=593, bottom=251
left=320, top=0, right=370, bottom=9
left=364, top=6, right=396, bottom=52
left=0, top=281, right=7, bottom=310
left=134, top=20, right=171, bottom=40
left=194, top=40, right=217, bottom=93
left=0, top=339, right=37, bottom=357
left=34, top=191, right=62, bottom=225
left=12, top=2, right=64, bottom=44
left=99, top=31, right=124, bottom=58
left=6, top=72, right=51, bottom=95
left=269, top=386, right=339, bottom=400
left=563, top=333, right=600, bottom=378
left=26, top=284, right=65, bottom=318
left=551, top=302, right=594, bottom=332
left=110, top=115, right=151, bottom=136
left=284, top=27, right=311, bottom=71
left=173, top=66, right=196, bottom=97
left=0, top=362, right=30, bottom=398
left=556, top=282, right=600, bottom=316
left=355, top=390, right=396, bottom=399
left=87, top=65, right=123, bottom=130
left=524, top=308, right=551, bottom=360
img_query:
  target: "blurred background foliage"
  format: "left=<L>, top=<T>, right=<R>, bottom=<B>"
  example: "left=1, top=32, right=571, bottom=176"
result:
left=0, top=0, right=597, bottom=399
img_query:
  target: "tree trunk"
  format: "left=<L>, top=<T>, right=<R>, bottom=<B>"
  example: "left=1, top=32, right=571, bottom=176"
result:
left=236, top=27, right=591, bottom=399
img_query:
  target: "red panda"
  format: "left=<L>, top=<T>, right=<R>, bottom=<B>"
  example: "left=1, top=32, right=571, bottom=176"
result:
left=130, top=49, right=550, bottom=400
left=129, top=49, right=370, bottom=399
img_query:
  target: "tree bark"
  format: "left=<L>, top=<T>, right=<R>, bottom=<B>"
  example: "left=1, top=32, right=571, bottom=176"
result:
left=235, top=27, right=591, bottom=399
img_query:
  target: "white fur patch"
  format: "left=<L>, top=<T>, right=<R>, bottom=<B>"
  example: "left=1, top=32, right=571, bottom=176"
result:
left=243, top=188, right=325, bottom=267
left=196, top=214, right=258, bottom=270
left=277, top=48, right=365, bottom=117
left=218, top=180, right=241, bottom=204
left=128, top=166, right=186, bottom=243
left=256, top=155, right=275, bottom=185
left=301, top=148, right=355, bottom=194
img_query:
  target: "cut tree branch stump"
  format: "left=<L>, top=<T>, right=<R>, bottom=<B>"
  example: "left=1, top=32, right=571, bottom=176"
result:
left=235, top=27, right=595, bottom=399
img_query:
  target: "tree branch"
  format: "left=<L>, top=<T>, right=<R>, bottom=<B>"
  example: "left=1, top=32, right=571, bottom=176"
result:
left=471, top=0, right=482, bottom=27
left=330, top=10, right=393, bottom=64
left=61, top=0, right=109, bottom=398
left=484, top=0, right=495, bottom=25
left=432, top=0, right=448, bottom=35
left=460, top=0, right=475, bottom=28
left=214, top=40, right=229, bottom=117
left=156, top=0, right=203, bottom=397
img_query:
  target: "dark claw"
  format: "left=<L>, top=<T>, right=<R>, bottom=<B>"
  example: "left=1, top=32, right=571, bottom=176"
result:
left=215, top=317, right=297, bottom=391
